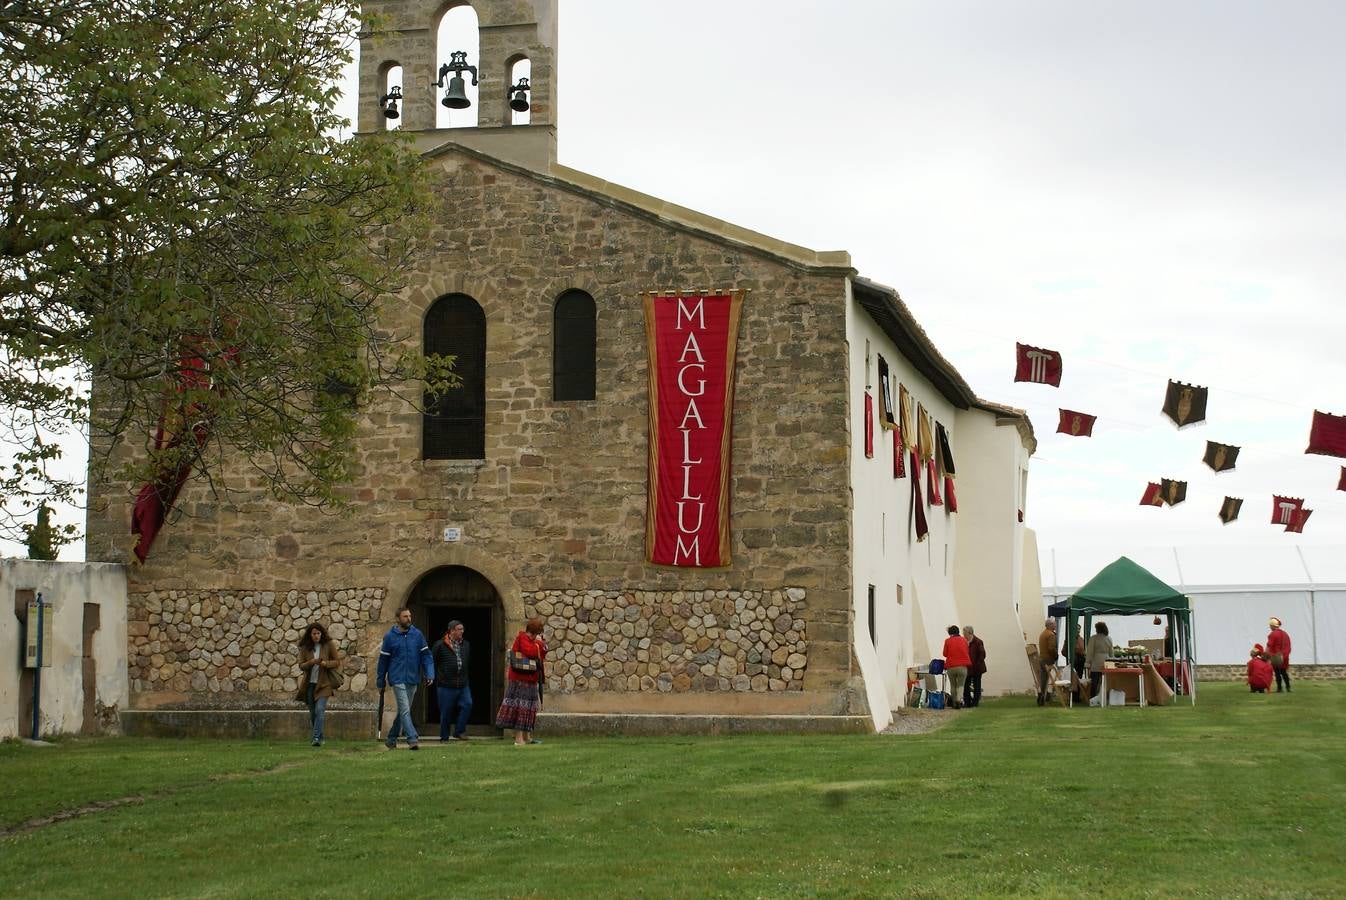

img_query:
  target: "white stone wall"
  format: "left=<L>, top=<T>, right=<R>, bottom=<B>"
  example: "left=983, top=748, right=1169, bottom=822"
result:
left=950, top=410, right=1038, bottom=695
left=845, top=288, right=968, bottom=728
left=0, top=559, right=128, bottom=739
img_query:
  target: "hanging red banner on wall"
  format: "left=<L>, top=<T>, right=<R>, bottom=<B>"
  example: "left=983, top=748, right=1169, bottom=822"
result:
left=644, top=291, right=744, bottom=567
left=130, top=342, right=233, bottom=563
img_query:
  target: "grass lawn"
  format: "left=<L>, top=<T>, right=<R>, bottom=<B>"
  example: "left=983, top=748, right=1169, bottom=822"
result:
left=1, top=681, right=1343, bottom=898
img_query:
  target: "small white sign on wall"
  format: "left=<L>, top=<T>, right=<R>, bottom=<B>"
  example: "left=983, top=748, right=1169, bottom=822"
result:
left=442, top=527, right=462, bottom=542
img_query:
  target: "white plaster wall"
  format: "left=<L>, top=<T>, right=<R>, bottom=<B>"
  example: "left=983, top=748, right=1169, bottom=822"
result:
left=845, top=286, right=965, bottom=727
left=0, top=559, right=128, bottom=739
left=949, top=410, right=1037, bottom=695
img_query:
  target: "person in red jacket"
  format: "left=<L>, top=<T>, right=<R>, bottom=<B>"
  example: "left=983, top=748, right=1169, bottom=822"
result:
left=1266, top=617, right=1292, bottom=692
left=942, top=625, right=973, bottom=709
left=495, top=617, right=549, bottom=745
left=1247, top=645, right=1273, bottom=693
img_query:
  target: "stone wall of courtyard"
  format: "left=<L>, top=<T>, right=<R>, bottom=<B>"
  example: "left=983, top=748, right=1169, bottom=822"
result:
left=126, top=584, right=812, bottom=704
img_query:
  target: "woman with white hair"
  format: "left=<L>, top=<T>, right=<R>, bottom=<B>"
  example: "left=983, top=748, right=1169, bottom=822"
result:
left=1266, top=617, right=1292, bottom=692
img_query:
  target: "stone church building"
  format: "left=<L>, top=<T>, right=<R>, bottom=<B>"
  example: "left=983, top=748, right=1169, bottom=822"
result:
left=86, top=0, right=1040, bottom=735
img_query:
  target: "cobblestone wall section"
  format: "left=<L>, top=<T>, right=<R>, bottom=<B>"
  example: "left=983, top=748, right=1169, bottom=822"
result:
left=527, top=587, right=808, bottom=693
left=1195, top=664, right=1346, bottom=682
left=127, top=588, right=385, bottom=695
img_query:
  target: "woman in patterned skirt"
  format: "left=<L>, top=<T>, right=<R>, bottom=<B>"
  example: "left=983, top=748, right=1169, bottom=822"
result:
left=496, top=616, right=547, bottom=745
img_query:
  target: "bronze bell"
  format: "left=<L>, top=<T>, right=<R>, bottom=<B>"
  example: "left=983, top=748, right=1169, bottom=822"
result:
left=509, top=77, right=530, bottom=112
left=442, top=75, right=470, bottom=109
left=380, top=86, right=402, bottom=119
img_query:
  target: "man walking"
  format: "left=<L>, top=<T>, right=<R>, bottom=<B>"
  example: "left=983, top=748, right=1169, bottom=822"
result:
left=377, top=608, right=434, bottom=750
left=1266, top=617, right=1292, bottom=693
left=433, top=619, right=473, bottom=741
left=1036, top=618, right=1058, bottom=706
left=963, top=625, right=987, bottom=708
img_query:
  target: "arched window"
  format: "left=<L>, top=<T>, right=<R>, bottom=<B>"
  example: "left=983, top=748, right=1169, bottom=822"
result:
left=507, top=56, right=531, bottom=126
left=436, top=4, right=480, bottom=129
left=424, top=294, right=486, bottom=459
left=382, top=64, right=403, bottom=131
left=553, top=290, right=596, bottom=401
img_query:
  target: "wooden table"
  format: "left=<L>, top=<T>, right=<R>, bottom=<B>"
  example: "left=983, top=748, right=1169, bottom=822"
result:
left=1101, top=667, right=1146, bottom=707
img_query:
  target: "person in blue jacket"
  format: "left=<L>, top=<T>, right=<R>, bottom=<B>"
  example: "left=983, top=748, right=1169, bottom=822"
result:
left=377, top=607, right=435, bottom=750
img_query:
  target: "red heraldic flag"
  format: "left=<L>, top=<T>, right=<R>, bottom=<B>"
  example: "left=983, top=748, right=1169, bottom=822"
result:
left=892, top=430, right=905, bottom=478
left=1270, top=495, right=1304, bottom=525
left=1305, top=410, right=1346, bottom=458
left=1014, top=342, right=1063, bottom=386
left=1057, top=409, right=1096, bottom=437
left=1140, top=482, right=1164, bottom=506
left=910, top=449, right=928, bottom=542
left=1285, top=508, right=1313, bottom=534
left=864, top=391, right=874, bottom=459
left=644, top=292, right=743, bottom=568
left=130, top=344, right=228, bottom=563
left=927, top=458, right=943, bottom=506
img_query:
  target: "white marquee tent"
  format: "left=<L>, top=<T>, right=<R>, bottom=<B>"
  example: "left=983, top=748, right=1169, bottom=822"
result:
left=1042, top=545, right=1346, bottom=665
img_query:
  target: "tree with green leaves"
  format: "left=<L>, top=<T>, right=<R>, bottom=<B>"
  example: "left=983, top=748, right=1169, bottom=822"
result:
left=24, top=504, right=58, bottom=560
left=1, top=0, right=452, bottom=550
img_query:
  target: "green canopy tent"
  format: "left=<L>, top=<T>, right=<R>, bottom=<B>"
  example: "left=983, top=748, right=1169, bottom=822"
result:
left=1056, top=557, right=1196, bottom=706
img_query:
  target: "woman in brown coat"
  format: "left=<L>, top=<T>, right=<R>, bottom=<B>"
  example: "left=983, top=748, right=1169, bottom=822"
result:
left=295, top=623, right=341, bottom=746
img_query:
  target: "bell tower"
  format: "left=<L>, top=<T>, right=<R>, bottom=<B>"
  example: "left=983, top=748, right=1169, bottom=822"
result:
left=357, top=0, right=558, bottom=171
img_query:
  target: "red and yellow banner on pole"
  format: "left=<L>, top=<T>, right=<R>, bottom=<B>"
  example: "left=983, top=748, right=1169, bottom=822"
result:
left=643, top=291, right=744, bottom=567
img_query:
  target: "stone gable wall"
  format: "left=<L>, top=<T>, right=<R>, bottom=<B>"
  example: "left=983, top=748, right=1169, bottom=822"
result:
left=88, top=152, right=858, bottom=715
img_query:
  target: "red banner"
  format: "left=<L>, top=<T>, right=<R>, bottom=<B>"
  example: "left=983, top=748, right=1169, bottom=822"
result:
left=644, top=292, right=743, bottom=567
left=1140, top=482, right=1164, bottom=506
left=1285, top=507, right=1313, bottom=534
left=1271, top=495, right=1304, bottom=525
left=1306, top=409, right=1346, bottom=458
left=130, top=344, right=228, bottom=563
left=1057, top=409, right=1096, bottom=437
left=1014, top=342, right=1063, bottom=386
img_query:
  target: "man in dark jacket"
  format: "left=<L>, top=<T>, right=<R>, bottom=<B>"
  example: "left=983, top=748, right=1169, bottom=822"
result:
left=962, top=625, right=987, bottom=708
left=433, top=620, right=473, bottom=741
left=376, top=608, right=434, bottom=750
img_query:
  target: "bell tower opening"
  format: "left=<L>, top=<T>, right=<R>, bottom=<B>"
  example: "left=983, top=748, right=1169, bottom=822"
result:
left=435, top=4, right=480, bottom=129
left=357, top=0, right=559, bottom=171
left=406, top=565, right=503, bottom=733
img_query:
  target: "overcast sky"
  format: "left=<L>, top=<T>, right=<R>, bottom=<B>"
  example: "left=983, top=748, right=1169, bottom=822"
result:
left=9, top=1, right=1343, bottom=582
left=545, top=0, right=1346, bottom=582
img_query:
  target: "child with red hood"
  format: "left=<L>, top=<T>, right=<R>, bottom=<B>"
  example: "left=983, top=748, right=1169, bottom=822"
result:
left=1247, top=645, right=1273, bottom=694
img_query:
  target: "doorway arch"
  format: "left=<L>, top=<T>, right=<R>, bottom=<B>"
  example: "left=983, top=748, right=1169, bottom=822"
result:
left=407, top=565, right=503, bottom=733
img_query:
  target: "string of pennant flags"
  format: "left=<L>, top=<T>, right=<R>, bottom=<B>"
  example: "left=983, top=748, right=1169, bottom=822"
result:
left=1013, top=341, right=1346, bottom=533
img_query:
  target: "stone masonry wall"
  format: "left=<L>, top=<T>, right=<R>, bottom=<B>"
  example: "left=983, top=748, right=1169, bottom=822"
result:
left=88, top=148, right=858, bottom=714
left=128, top=584, right=809, bottom=705
left=527, top=587, right=808, bottom=694
left=1195, top=664, right=1346, bottom=682
left=128, top=588, right=384, bottom=703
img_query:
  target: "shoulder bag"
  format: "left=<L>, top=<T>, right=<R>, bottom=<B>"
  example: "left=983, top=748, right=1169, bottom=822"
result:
left=508, top=649, right=539, bottom=673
